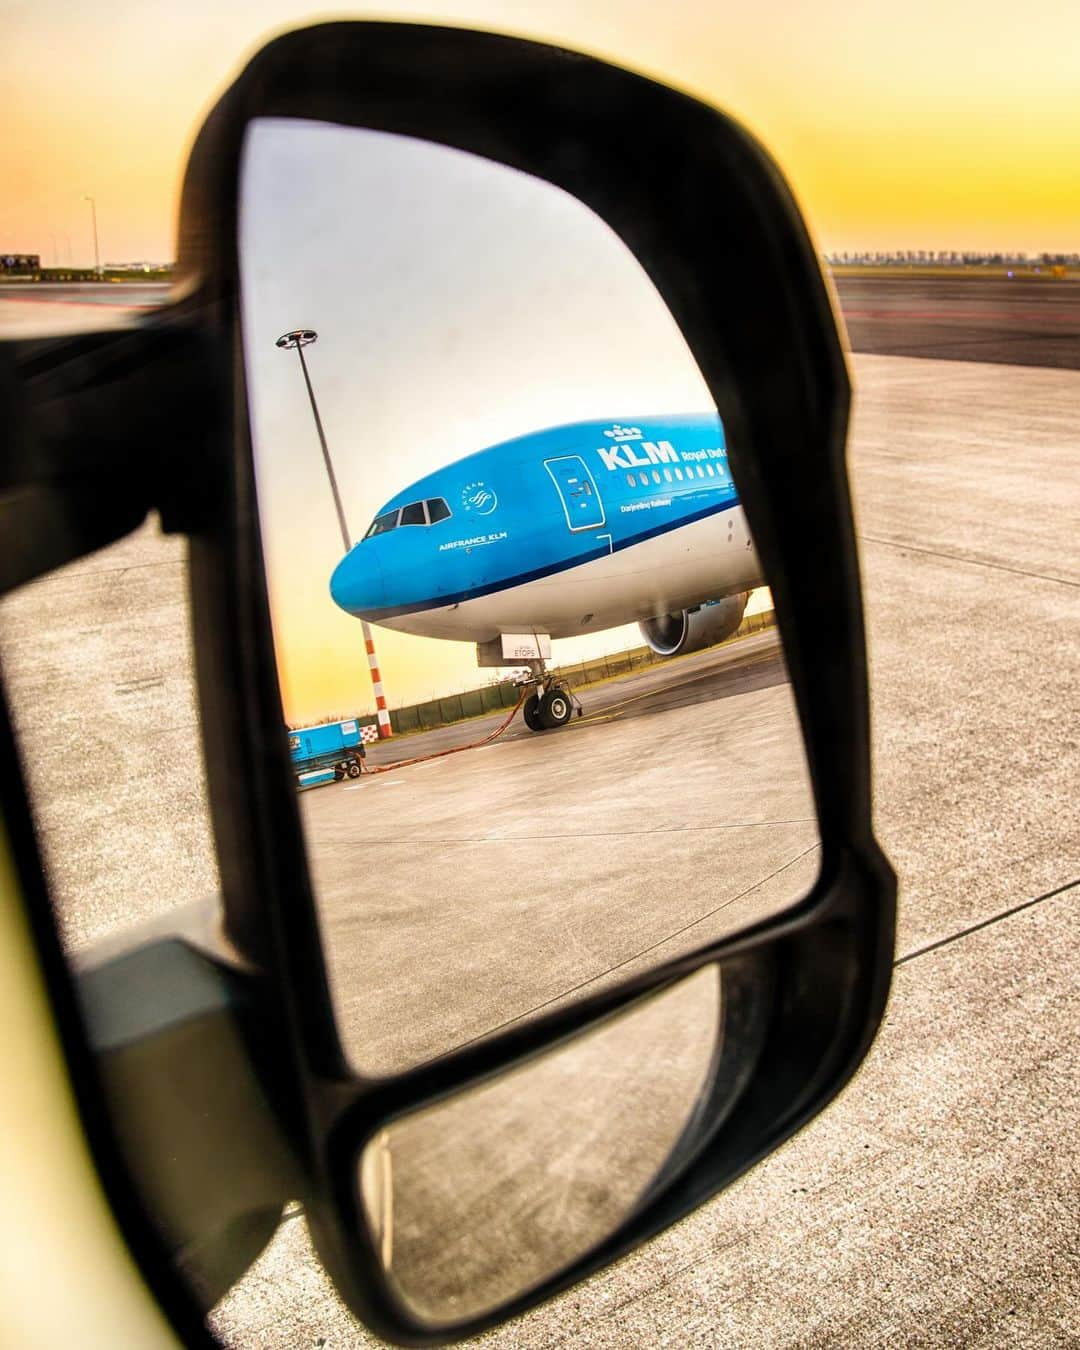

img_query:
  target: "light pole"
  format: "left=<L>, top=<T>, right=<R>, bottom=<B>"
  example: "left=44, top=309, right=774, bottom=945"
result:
left=82, top=194, right=100, bottom=276
left=275, top=328, right=393, bottom=740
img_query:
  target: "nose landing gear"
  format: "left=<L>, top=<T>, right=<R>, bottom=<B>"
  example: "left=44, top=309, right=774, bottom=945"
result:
left=516, top=661, right=582, bottom=732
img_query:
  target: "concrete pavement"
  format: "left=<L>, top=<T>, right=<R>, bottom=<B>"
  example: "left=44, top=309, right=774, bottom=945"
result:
left=0, top=351, right=1076, bottom=1345
left=302, top=631, right=813, bottom=1074
left=213, top=353, right=1080, bottom=1347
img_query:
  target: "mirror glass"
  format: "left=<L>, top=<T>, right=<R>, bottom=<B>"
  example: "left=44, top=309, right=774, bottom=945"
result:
left=239, top=120, right=818, bottom=1076
left=358, top=961, right=761, bottom=1327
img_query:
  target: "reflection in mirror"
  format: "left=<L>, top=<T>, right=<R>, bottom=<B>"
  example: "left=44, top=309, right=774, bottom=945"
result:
left=359, top=965, right=728, bottom=1327
left=240, top=120, right=818, bottom=1076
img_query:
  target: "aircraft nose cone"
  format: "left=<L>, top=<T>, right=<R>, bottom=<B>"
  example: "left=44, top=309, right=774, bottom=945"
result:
left=330, top=544, right=387, bottom=619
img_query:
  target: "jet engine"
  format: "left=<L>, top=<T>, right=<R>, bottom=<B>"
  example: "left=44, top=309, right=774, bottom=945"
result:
left=639, top=593, right=750, bottom=657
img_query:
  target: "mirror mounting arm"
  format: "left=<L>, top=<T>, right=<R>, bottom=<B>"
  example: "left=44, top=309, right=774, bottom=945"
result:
left=76, top=926, right=309, bottom=1309
left=0, top=320, right=227, bottom=594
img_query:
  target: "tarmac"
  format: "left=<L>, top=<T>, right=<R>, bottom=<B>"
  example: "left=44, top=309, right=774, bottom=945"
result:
left=0, top=282, right=164, bottom=335
left=0, top=329, right=1076, bottom=1344
left=834, top=274, right=1080, bottom=369
left=8, top=274, right=1080, bottom=365
left=301, top=630, right=813, bottom=1075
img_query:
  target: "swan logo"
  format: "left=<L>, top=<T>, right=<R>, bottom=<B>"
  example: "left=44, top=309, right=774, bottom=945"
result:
left=462, top=481, right=497, bottom=515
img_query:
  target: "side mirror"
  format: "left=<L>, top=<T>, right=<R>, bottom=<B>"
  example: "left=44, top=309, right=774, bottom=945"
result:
left=1, top=21, right=895, bottom=1346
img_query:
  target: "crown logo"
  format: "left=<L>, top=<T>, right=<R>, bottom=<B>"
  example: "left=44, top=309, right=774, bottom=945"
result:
left=603, top=424, right=643, bottom=442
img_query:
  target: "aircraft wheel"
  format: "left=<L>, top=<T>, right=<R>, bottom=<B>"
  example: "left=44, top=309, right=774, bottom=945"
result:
left=347, top=762, right=362, bottom=778
left=540, top=688, right=573, bottom=729
left=523, top=694, right=546, bottom=731
left=334, top=766, right=347, bottom=781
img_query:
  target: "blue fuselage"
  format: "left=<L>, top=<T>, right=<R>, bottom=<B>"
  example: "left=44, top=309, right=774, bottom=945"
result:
left=330, top=414, right=761, bottom=643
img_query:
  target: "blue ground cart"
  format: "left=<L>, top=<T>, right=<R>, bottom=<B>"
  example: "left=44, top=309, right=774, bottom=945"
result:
left=288, top=718, right=366, bottom=790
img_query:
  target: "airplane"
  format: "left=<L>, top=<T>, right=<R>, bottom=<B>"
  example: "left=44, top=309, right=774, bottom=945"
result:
left=330, top=413, right=763, bottom=731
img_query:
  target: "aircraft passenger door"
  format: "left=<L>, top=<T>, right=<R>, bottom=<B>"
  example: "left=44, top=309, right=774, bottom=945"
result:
left=544, top=456, right=606, bottom=531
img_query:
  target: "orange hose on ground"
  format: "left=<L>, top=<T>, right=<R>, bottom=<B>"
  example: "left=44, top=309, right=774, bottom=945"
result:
left=361, top=686, right=528, bottom=775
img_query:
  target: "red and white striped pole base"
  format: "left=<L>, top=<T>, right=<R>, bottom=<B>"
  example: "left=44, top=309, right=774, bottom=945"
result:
left=361, top=619, right=393, bottom=738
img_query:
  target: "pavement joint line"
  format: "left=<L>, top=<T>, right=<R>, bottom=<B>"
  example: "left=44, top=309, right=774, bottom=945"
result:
left=444, top=843, right=822, bottom=1059
left=893, top=877, right=1079, bottom=968
left=43, top=558, right=186, bottom=585
left=858, top=535, right=1080, bottom=589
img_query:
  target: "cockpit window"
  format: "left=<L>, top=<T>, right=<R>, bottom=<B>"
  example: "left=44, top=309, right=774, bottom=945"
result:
left=365, top=498, right=452, bottom=536
left=365, top=509, right=400, bottom=538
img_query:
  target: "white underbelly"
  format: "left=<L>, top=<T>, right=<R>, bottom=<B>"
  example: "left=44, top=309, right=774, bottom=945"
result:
left=383, top=507, right=763, bottom=642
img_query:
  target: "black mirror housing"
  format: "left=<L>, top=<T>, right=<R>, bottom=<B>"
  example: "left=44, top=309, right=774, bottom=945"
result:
left=1, top=21, right=896, bottom=1346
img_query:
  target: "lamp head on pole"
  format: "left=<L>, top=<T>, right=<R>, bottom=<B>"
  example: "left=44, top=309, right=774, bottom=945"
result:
left=276, top=329, right=319, bottom=350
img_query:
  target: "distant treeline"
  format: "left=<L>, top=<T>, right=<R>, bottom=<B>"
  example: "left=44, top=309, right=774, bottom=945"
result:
left=826, top=250, right=1079, bottom=268
left=0, top=267, right=174, bottom=283
left=6, top=257, right=1077, bottom=283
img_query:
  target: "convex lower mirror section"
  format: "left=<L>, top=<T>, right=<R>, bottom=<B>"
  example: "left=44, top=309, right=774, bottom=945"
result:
left=240, top=120, right=818, bottom=1075
left=357, top=957, right=772, bottom=1328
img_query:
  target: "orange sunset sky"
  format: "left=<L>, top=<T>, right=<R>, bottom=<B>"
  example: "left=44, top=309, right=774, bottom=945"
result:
left=6, top=0, right=1080, bottom=266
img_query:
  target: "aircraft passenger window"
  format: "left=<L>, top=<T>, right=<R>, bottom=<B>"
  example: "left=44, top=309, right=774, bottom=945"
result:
left=426, top=498, right=451, bottom=524
left=675, top=467, right=684, bottom=480
left=626, top=474, right=635, bottom=487
left=365, top=509, right=400, bottom=538
left=639, top=472, right=649, bottom=486
left=400, top=502, right=427, bottom=527
left=652, top=470, right=661, bottom=484
left=664, top=469, right=673, bottom=482
left=697, top=465, right=705, bottom=478
left=706, top=463, right=715, bottom=476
